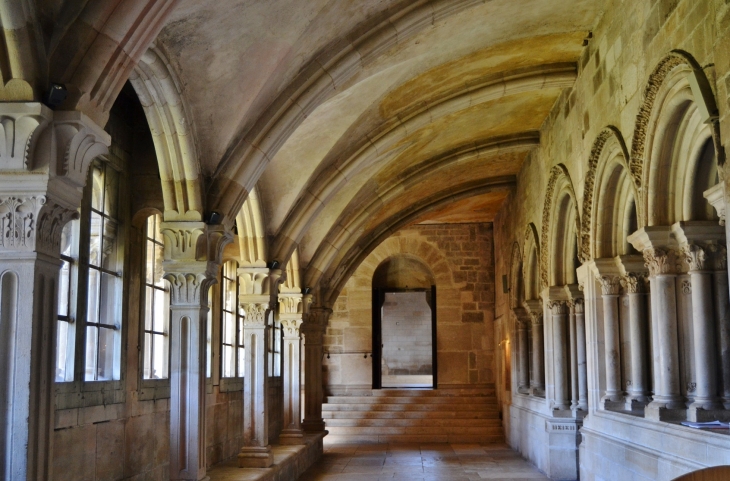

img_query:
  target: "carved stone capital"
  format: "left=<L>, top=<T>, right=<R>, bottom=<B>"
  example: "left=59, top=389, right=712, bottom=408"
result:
left=281, top=318, right=303, bottom=338
left=707, top=243, right=727, bottom=271
left=301, top=307, right=331, bottom=337
left=165, top=271, right=213, bottom=307
left=528, top=311, right=543, bottom=326
left=621, top=273, right=647, bottom=294
left=241, top=302, right=269, bottom=327
left=643, top=248, right=678, bottom=276
left=598, top=275, right=621, bottom=295
left=572, top=298, right=584, bottom=314
left=682, top=244, right=708, bottom=272
left=161, top=222, right=206, bottom=262
left=548, top=300, right=567, bottom=315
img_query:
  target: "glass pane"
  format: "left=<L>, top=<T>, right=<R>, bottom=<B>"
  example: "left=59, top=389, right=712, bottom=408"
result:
left=237, top=347, right=245, bottom=378
left=206, top=296, right=212, bottom=378
left=97, top=327, right=116, bottom=381
left=58, top=259, right=71, bottom=317
left=145, top=240, right=156, bottom=285
left=154, top=333, right=169, bottom=379
left=88, top=212, right=103, bottom=267
left=87, top=268, right=101, bottom=326
left=90, top=163, right=104, bottom=212
left=154, top=242, right=165, bottom=288
left=143, top=332, right=152, bottom=379
left=85, top=325, right=99, bottom=381
left=101, top=218, right=119, bottom=272
left=99, top=272, right=119, bottom=328
left=56, top=320, right=69, bottom=382
left=153, top=214, right=163, bottom=243
left=153, top=287, right=168, bottom=332
left=223, top=311, right=235, bottom=345
left=60, top=218, right=77, bottom=258
left=222, top=345, right=234, bottom=378
left=103, top=166, right=119, bottom=217
left=144, top=286, right=154, bottom=331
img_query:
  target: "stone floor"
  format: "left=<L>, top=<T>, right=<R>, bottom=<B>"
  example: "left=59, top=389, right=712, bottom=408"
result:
left=297, top=442, right=550, bottom=480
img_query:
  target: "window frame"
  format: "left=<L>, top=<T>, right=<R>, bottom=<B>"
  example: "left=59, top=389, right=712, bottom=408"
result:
left=219, top=260, right=244, bottom=392
left=139, top=213, right=171, bottom=396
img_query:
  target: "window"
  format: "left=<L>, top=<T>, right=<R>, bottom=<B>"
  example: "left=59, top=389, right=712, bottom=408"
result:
left=268, top=310, right=281, bottom=377
left=84, top=160, right=124, bottom=381
left=206, top=286, right=213, bottom=378
left=221, top=261, right=244, bottom=377
left=56, top=218, right=79, bottom=382
left=142, top=214, right=169, bottom=379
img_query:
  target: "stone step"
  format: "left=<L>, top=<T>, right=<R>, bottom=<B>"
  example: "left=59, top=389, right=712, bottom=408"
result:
left=324, top=410, right=499, bottom=419
left=323, top=434, right=506, bottom=444
left=324, top=425, right=505, bottom=436
left=325, top=418, right=501, bottom=427
left=325, top=396, right=499, bottom=404
left=322, top=403, right=499, bottom=412
left=367, top=388, right=496, bottom=397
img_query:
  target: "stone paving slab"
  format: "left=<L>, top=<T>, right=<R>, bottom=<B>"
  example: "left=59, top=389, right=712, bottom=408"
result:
left=297, top=442, right=550, bottom=481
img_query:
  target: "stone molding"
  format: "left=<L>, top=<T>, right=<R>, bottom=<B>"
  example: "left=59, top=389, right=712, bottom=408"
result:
left=598, top=275, right=621, bottom=295
left=682, top=244, right=708, bottom=272
left=166, top=271, right=212, bottom=307
left=279, top=292, right=303, bottom=317
left=571, top=298, right=584, bottom=314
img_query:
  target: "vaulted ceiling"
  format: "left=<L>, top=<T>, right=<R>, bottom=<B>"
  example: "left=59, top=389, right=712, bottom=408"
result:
left=9, top=0, right=604, bottom=300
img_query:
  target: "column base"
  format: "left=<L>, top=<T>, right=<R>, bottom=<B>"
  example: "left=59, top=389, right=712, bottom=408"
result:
left=530, top=387, right=545, bottom=397
left=687, top=404, right=730, bottom=422
left=624, top=396, right=650, bottom=412
left=645, top=401, right=686, bottom=421
left=238, top=446, right=274, bottom=468
left=551, top=408, right=573, bottom=418
left=600, top=395, right=625, bottom=411
left=571, top=407, right=587, bottom=420
left=279, top=428, right=306, bottom=445
left=302, top=419, right=326, bottom=433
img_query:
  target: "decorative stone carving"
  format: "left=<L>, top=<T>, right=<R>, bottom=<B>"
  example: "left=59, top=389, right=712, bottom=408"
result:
left=683, top=244, right=708, bottom=272
left=548, top=300, right=567, bottom=315
left=279, top=292, right=303, bottom=316
left=580, top=127, right=628, bottom=261
left=540, top=164, right=577, bottom=288
left=572, top=298, right=584, bottom=314
left=161, top=223, right=205, bottom=260
left=621, top=273, right=646, bottom=293
left=280, top=318, right=303, bottom=338
left=629, top=53, right=690, bottom=186
left=241, top=302, right=269, bottom=327
left=708, top=243, right=727, bottom=271
left=165, top=271, right=210, bottom=306
left=643, top=248, right=678, bottom=276
left=599, top=275, right=621, bottom=295
left=681, top=279, right=692, bottom=295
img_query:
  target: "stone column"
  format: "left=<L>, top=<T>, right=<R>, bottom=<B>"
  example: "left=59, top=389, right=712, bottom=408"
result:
left=642, top=247, right=685, bottom=418
left=549, top=300, right=570, bottom=410
left=621, top=273, right=651, bottom=409
left=524, top=300, right=544, bottom=397
left=567, top=300, right=579, bottom=411
left=279, top=292, right=305, bottom=444
left=514, top=310, right=530, bottom=394
left=237, top=268, right=284, bottom=468
left=573, top=298, right=588, bottom=411
left=163, top=224, right=231, bottom=481
left=683, top=244, right=724, bottom=418
left=711, top=245, right=730, bottom=408
left=598, top=275, right=624, bottom=406
left=0, top=104, right=110, bottom=480
left=301, top=306, right=331, bottom=432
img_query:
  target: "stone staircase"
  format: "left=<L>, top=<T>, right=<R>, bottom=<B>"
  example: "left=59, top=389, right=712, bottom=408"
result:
left=322, top=387, right=504, bottom=444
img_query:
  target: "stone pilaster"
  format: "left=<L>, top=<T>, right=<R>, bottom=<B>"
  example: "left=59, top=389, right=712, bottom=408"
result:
left=301, top=306, right=331, bottom=432
left=572, top=298, right=588, bottom=412
left=709, top=244, right=730, bottom=409
left=0, top=103, right=110, bottom=480
left=278, top=291, right=305, bottom=445
left=163, top=223, right=232, bottom=481
left=237, top=267, right=284, bottom=468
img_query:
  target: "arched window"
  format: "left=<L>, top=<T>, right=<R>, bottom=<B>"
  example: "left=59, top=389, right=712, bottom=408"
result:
left=142, top=213, right=169, bottom=379
left=221, top=260, right=244, bottom=378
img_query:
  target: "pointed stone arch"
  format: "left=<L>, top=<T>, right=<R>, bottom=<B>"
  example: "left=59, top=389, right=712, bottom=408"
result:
left=509, top=242, right=524, bottom=310
left=235, top=188, right=267, bottom=268
left=523, top=223, right=541, bottom=301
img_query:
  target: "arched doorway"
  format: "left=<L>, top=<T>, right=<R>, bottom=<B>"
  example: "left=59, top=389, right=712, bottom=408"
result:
left=372, top=255, right=437, bottom=389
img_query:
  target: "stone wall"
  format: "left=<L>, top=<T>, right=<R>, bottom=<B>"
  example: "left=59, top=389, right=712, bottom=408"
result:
left=324, top=223, right=496, bottom=393
left=493, top=0, right=730, bottom=478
